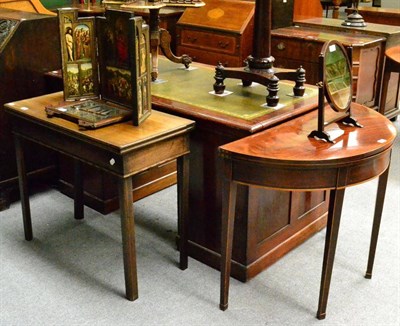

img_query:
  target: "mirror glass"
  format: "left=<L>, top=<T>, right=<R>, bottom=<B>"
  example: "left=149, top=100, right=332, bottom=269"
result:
left=324, top=42, right=352, bottom=112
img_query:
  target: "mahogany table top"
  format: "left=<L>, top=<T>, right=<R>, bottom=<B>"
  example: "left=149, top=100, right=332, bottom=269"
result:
left=386, top=46, right=400, bottom=64
left=220, top=103, right=397, bottom=165
left=219, top=103, right=397, bottom=191
left=294, top=17, right=400, bottom=40
left=272, top=26, right=385, bottom=47
left=4, top=92, right=194, bottom=152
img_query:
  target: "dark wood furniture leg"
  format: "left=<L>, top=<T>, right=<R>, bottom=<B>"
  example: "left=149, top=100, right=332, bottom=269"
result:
left=177, top=154, right=190, bottom=270
left=14, top=136, right=33, bottom=241
left=73, top=159, right=84, bottom=220
left=118, top=177, right=138, bottom=301
left=365, top=166, right=390, bottom=279
left=220, top=161, right=237, bottom=311
left=317, top=186, right=346, bottom=320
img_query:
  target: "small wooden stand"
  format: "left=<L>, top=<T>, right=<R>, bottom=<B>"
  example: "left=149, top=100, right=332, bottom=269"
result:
left=212, top=0, right=305, bottom=107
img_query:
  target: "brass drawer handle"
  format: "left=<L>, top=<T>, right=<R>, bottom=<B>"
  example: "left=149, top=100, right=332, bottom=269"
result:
left=218, top=41, right=229, bottom=49
left=277, top=42, right=285, bottom=51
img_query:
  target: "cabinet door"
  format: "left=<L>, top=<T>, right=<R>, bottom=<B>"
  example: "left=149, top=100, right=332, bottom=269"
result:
left=355, top=44, right=383, bottom=108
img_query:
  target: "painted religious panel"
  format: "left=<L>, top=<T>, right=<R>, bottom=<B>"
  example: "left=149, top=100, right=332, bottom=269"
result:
left=53, top=8, right=151, bottom=128
left=58, top=9, right=98, bottom=100
left=97, top=10, right=151, bottom=125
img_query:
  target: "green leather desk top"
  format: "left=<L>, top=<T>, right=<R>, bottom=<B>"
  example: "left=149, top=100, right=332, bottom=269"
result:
left=152, top=59, right=319, bottom=121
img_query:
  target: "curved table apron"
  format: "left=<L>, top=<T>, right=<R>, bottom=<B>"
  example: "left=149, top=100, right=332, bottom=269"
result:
left=218, top=103, right=397, bottom=319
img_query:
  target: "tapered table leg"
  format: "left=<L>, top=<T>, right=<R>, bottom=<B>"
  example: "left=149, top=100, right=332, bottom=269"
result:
left=365, top=165, right=390, bottom=279
left=15, top=136, right=33, bottom=241
left=118, top=177, right=138, bottom=301
left=220, top=160, right=237, bottom=311
left=177, top=155, right=190, bottom=270
left=73, top=159, right=84, bottom=220
left=317, top=187, right=345, bottom=320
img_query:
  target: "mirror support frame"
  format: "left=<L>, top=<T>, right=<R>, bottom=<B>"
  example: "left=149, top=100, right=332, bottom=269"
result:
left=309, top=40, right=362, bottom=143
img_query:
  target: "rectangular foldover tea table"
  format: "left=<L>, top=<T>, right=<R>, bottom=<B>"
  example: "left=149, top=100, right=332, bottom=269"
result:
left=4, top=92, right=194, bottom=301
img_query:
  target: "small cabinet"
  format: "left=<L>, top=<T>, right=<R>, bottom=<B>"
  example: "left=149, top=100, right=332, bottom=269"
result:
left=293, top=17, right=400, bottom=118
left=271, top=26, right=385, bottom=108
left=176, top=0, right=254, bottom=67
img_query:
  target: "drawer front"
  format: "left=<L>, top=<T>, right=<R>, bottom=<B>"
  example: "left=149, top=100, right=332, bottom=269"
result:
left=178, top=28, right=239, bottom=55
left=177, top=45, right=242, bottom=67
left=271, top=37, right=321, bottom=63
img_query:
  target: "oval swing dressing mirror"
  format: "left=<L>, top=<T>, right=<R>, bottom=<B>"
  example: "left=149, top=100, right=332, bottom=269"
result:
left=308, top=40, right=362, bottom=143
left=323, top=40, right=352, bottom=112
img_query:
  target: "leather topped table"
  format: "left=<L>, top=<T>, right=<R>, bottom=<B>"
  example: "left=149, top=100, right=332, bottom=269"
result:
left=152, top=58, right=325, bottom=282
left=218, top=103, right=397, bottom=318
left=4, top=92, right=195, bottom=301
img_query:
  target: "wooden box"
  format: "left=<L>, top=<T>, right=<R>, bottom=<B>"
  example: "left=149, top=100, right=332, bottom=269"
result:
left=272, top=26, right=385, bottom=109
left=176, top=0, right=254, bottom=67
left=0, top=8, right=61, bottom=209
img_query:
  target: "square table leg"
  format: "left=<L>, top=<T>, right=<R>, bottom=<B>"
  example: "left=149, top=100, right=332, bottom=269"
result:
left=219, top=160, right=237, bottom=311
left=73, top=159, right=84, bottom=220
left=177, top=154, right=190, bottom=270
left=365, top=165, right=390, bottom=279
left=15, top=136, right=33, bottom=241
left=118, top=177, right=139, bottom=301
left=317, top=187, right=346, bottom=320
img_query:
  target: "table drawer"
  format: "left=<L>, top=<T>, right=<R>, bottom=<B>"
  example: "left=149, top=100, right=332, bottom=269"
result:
left=178, top=28, right=239, bottom=55
left=272, top=38, right=321, bottom=63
